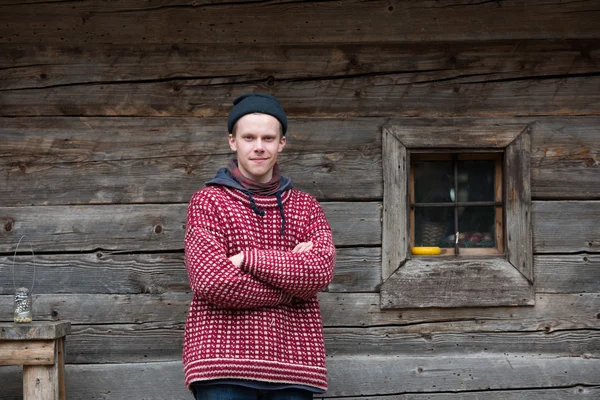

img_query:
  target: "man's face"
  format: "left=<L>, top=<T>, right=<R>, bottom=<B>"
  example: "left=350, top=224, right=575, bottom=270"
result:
left=228, top=113, right=286, bottom=183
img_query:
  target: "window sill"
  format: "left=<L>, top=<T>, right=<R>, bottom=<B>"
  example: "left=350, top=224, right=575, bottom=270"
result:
left=380, top=258, right=535, bottom=309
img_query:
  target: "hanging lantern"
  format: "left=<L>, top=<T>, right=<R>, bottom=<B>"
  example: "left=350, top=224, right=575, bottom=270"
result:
left=12, top=235, right=36, bottom=324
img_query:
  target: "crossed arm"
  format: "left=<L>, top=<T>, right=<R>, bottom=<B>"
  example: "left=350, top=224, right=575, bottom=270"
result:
left=184, top=192, right=336, bottom=309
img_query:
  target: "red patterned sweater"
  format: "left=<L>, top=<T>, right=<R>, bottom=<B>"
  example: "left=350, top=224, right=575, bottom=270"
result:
left=183, top=185, right=336, bottom=391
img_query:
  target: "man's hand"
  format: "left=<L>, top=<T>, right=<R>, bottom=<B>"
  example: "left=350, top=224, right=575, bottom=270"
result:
left=229, top=252, right=244, bottom=267
left=230, top=241, right=312, bottom=268
left=292, top=241, right=313, bottom=253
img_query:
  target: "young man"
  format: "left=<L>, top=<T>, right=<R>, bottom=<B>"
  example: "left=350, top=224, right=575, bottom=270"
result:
left=183, top=93, right=336, bottom=400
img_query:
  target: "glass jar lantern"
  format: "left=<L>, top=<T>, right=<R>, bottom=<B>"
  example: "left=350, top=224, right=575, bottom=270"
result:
left=14, top=287, right=33, bottom=323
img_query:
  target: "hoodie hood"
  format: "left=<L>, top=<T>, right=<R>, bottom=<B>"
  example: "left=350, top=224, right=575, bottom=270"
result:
left=205, top=167, right=293, bottom=235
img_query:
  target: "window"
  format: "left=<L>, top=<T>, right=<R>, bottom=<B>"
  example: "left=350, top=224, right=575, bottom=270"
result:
left=380, top=121, right=534, bottom=309
left=411, top=153, right=503, bottom=255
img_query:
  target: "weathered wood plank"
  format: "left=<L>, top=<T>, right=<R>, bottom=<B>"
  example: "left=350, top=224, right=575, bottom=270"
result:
left=0, top=293, right=191, bottom=325
left=326, top=247, right=381, bottom=293
left=325, top=355, right=600, bottom=397
left=318, top=293, right=600, bottom=331
left=59, top=323, right=600, bottom=364
left=0, top=152, right=381, bottom=204
left=3, top=41, right=598, bottom=91
left=1, top=362, right=599, bottom=400
left=5, top=250, right=589, bottom=297
left=0, top=247, right=380, bottom=295
left=533, top=201, right=600, bottom=253
left=0, top=117, right=382, bottom=204
left=0, top=340, right=55, bottom=366
left=1, top=1, right=598, bottom=45
left=505, top=127, right=533, bottom=281
left=0, top=321, right=71, bottom=340
left=536, top=254, right=600, bottom=294
left=1, top=117, right=598, bottom=205
left=2, top=72, right=598, bottom=117
left=65, top=323, right=184, bottom=364
left=381, top=127, right=408, bottom=281
left=22, top=363, right=58, bottom=400
left=0, top=202, right=381, bottom=252
left=380, top=258, right=534, bottom=309
left=324, top=328, right=600, bottom=358
left=2, top=40, right=598, bottom=116
left=0, top=293, right=598, bottom=331
left=2, top=356, right=599, bottom=399
left=322, top=387, right=600, bottom=399
left=531, top=118, right=600, bottom=200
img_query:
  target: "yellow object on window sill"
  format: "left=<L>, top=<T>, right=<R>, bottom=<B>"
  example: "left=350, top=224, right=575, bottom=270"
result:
left=411, top=247, right=442, bottom=255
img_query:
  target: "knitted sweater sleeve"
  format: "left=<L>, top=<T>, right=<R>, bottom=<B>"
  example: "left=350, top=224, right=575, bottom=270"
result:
left=240, top=197, right=336, bottom=300
left=185, top=191, right=293, bottom=309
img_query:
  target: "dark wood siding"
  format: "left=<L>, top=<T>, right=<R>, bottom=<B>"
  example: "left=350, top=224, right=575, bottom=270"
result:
left=1, top=0, right=599, bottom=398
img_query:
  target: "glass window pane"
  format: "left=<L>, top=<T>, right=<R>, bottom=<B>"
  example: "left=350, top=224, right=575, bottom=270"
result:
left=457, top=160, right=495, bottom=202
left=415, top=207, right=454, bottom=247
left=457, top=206, right=496, bottom=248
left=414, top=160, right=453, bottom=203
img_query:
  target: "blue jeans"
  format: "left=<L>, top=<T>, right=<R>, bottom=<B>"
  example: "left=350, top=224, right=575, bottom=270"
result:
left=192, top=384, right=313, bottom=400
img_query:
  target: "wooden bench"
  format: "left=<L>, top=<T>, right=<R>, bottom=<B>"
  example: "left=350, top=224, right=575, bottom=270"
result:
left=0, top=321, right=71, bottom=400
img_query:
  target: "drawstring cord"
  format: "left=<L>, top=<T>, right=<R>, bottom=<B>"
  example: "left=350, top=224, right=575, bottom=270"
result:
left=276, top=191, right=285, bottom=236
left=246, top=192, right=266, bottom=217
left=245, top=190, right=286, bottom=236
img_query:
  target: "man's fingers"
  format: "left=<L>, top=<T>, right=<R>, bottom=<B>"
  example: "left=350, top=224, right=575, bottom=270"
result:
left=292, top=241, right=313, bottom=253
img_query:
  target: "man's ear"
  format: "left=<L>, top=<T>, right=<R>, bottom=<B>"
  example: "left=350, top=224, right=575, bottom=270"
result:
left=228, top=134, right=237, bottom=152
left=278, top=135, right=287, bottom=153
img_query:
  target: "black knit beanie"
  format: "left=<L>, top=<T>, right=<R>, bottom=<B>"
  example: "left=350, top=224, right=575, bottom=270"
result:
left=227, top=93, right=288, bottom=135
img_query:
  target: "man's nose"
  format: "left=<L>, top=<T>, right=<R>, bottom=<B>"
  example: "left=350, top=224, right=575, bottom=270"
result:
left=254, top=139, right=265, bottom=151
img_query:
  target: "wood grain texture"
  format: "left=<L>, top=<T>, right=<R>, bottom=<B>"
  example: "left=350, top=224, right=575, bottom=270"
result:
left=0, top=117, right=382, bottom=205
left=2, top=72, right=598, bottom=118
left=1, top=39, right=599, bottom=118
left=0, top=202, right=381, bottom=252
left=325, top=355, right=600, bottom=397
left=2, top=361, right=598, bottom=399
left=321, top=387, right=600, bottom=399
left=0, top=152, right=381, bottom=205
left=318, top=293, right=600, bottom=331
left=0, top=247, right=380, bottom=295
left=531, top=118, right=600, bottom=200
left=326, top=247, right=381, bottom=293
left=0, top=340, right=55, bottom=366
left=0, top=252, right=595, bottom=299
left=1, top=1, right=598, bottom=45
left=535, top=254, right=600, bottom=293
left=1, top=293, right=597, bottom=332
left=2, top=356, right=600, bottom=399
left=0, top=322, right=71, bottom=340
left=533, top=201, right=600, bottom=253
left=1, top=117, right=599, bottom=205
left=1, top=40, right=598, bottom=117
left=3, top=41, right=598, bottom=91
left=381, top=127, right=408, bottom=281
left=505, top=127, right=533, bottom=281
left=22, top=363, right=58, bottom=400
left=55, top=324, right=600, bottom=364
left=380, top=258, right=534, bottom=309
left=325, top=328, right=600, bottom=358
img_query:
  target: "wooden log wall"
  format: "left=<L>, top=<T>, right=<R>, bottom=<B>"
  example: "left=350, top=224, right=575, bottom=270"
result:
left=0, top=0, right=599, bottom=398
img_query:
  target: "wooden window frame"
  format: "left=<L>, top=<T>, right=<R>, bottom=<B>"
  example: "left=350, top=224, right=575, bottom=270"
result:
left=380, top=121, right=534, bottom=309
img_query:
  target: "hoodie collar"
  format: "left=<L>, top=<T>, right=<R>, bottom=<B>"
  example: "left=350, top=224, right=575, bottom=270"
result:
left=205, top=167, right=293, bottom=236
